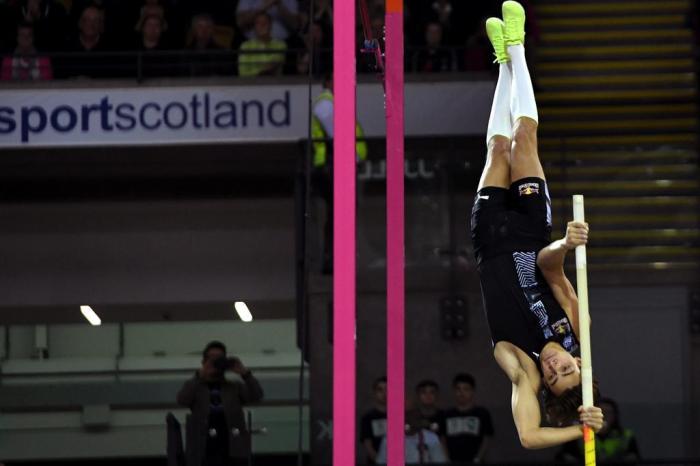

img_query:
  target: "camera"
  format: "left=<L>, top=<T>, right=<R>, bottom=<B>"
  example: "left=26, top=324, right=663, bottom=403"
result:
left=212, top=355, right=230, bottom=372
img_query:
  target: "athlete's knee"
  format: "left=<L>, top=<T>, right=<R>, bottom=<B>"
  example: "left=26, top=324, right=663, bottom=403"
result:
left=512, top=118, right=538, bottom=148
left=487, top=135, right=511, bottom=161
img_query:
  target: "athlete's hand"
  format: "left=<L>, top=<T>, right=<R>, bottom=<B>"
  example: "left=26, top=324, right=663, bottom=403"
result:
left=578, top=405, right=604, bottom=433
left=563, top=221, right=588, bottom=250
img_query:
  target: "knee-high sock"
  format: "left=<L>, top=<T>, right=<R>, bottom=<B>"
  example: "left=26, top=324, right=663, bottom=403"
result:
left=508, top=44, right=538, bottom=124
left=486, top=63, right=513, bottom=144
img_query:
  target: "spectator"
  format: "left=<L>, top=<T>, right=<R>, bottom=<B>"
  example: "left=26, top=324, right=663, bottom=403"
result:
left=60, top=5, right=112, bottom=78
left=311, top=0, right=332, bottom=38
left=0, top=23, right=53, bottom=81
left=441, top=373, right=494, bottom=464
left=185, top=13, right=232, bottom=76
left=295, top=49, right=310, bottom=75
left=137, top=14, right=167, bottom=50
left=556, top=398, right=641, bottom=463
left=68, top=5, right=107, bottom=53
left=236, top=0, right=301, bottom=42
left=375, top=409, right=448, bottom=464
left=12, top=0, right=69, bottom=51
left=297, top=20, right=330, bottom=76
left=461, top=17, right=491, bottom=72
left=360, top=376, right=387, bottom=464
left=134, top=14, right=174, bottom=78
left=415, top=379, right=444, bottom=435
left=412, top=21, right=454, bottom=73
left=1, top=22, right=53, bottom=81
left=238, top=12, right=287, bottom=77
left=189, top=13, right=220, bottom=51
left=134, top=0, right=168, bottom=38
left=177, top=341, right=263, bottom=466
left=70, top=0, right=139, bottom=49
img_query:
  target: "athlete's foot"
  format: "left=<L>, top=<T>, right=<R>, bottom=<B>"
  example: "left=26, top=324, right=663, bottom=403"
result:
left=485, top=18, right=509, bottom=64
left=502, top=0, right=526, bottom=47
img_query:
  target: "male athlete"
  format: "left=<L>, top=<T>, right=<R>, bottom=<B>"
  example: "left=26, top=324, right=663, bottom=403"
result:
left=471, top=1, right=604, bottom=449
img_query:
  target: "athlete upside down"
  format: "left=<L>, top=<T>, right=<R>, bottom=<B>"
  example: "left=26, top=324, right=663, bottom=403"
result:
left=471, top=1, right=604, bottom=449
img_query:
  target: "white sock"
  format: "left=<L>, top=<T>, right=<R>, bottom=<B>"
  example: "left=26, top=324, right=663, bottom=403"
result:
left=508, top=44, right=538, bottom=124
left=486, top=63, right=513, bottom=145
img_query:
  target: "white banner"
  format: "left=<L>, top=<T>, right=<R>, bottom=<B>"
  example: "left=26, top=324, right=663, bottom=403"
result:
left=0, top=81, right=493, bottom=148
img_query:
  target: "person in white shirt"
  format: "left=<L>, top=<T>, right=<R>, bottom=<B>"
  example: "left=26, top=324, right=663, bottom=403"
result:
left=375, top=410, right=449, bottom=464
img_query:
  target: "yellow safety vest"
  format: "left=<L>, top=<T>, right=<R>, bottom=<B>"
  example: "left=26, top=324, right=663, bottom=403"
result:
left=311, top=89, right=368, bottom=167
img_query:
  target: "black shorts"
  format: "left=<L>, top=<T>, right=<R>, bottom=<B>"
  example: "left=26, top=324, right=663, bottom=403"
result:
left=470, top=177, right=552, bottom=265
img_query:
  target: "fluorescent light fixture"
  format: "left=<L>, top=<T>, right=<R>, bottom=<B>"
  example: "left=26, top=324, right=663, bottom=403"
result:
left=80, top=305, right=102, bottom=326
left=234, top=301, right=253, bottom=322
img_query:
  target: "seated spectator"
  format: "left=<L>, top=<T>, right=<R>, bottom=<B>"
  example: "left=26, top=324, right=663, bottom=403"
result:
left=237, top=0, right=301, bottom=42
left=375, top=409, right=448, bottom=464
left=360, top=376, right=387, bottom=464
left=441, top=373, right=494, bottom=464
left=12, top=0, right=69, bottom=51
left=70, top=0, right=138, bottom=50
left=556, top=397, right=641, bottom=463
left=68, top=5, right=108, bottom=53
left=134, top=14, right=175, bottom=78
left=412, top=21, right=454, bottom=72
left=134, top=0, right=168, bottom=38
left=311, top=0, right=332, bottom=39
left=58, top=5, right=112, bottom=78
left=295, top=50, right=310, bottom=75
left=238, top=12, right=286, bottom=77
left=461, top=17, right=491, bottom=71
left=136, top=14, right=168, bottom=50
left=189, top=13, right=220, bottom=51
left=1, top=22, right=53, bottom=81
left=415, top=379, right=444, bottom=434
left=185, top=13, right=233, bottom=76
left=292, top=20, right=330, bottom=76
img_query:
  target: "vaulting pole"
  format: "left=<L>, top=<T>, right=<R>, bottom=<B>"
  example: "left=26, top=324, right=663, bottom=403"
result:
left=385, top=1, right=405, bottom=466
left=332, top=1, right=356, bottom=466
left=573, top=194, right=596, bottom=466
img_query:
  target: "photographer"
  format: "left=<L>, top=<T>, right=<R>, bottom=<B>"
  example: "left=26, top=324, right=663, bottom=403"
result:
left=177, top=341, right=264, bottom=466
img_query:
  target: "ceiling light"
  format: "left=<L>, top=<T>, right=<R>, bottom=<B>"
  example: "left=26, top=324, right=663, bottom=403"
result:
left=234, top=301, right=253, bottom=322
left=80, top=305, right=102, bottom=326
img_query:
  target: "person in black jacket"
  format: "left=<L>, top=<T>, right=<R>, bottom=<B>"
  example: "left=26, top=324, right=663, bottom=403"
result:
left=177, top=341, right=264, bottom=466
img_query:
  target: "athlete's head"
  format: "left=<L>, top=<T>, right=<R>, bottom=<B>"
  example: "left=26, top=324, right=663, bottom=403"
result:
left=540, top=343, right=600, bottom=425
left=539, top=343, right=581, bottom=396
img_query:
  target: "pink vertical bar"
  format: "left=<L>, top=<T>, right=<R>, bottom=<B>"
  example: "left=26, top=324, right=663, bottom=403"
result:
left=385, top=5, right=405, bottom=466
left=332, top=1, right=356, bottom=466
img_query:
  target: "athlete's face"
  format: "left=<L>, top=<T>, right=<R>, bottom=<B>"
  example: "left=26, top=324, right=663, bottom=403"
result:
left=540, top=344, right=581, bottom=396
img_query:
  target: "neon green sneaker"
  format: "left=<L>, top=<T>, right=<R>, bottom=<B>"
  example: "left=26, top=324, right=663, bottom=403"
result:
left=502, top=0, right=526, bottom=46
left=485, top=18, right=509, bottom=64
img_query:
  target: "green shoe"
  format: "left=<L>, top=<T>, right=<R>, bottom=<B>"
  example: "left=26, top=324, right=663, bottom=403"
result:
left=485, top=17, right=509, bottom=64
left=502, top=0, right=526, bottom=46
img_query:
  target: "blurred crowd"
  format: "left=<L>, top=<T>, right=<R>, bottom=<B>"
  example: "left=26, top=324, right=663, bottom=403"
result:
left=0, top=0, right=537, bottom=80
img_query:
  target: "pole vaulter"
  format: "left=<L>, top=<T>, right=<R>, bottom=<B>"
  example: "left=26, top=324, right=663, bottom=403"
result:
left=472, top=0, right=604, bottom=454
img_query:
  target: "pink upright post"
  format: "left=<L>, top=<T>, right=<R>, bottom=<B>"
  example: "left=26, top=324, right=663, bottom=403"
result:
left=332, top=1, right=356, bottom=466
left=385, top=1, right=405, bottom=466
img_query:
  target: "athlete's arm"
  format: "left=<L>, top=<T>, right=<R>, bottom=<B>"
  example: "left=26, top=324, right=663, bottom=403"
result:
left=537, top=221, right=588, bottom=335
left=494, top=344, right=584, bottom=449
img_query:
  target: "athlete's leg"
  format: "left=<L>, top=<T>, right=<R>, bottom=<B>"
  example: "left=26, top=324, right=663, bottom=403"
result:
left=479, top=19, right=512, bottom=192
left=503, top=1, right=545, bottom=182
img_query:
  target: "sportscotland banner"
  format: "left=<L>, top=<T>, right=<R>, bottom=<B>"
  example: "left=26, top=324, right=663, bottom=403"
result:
left=0, top=81, right=493, bottom=148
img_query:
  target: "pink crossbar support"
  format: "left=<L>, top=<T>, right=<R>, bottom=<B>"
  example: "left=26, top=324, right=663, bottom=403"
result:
left=332, top=1, right=356, bottom=466
left=385, top=2, right=405, bottom=466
